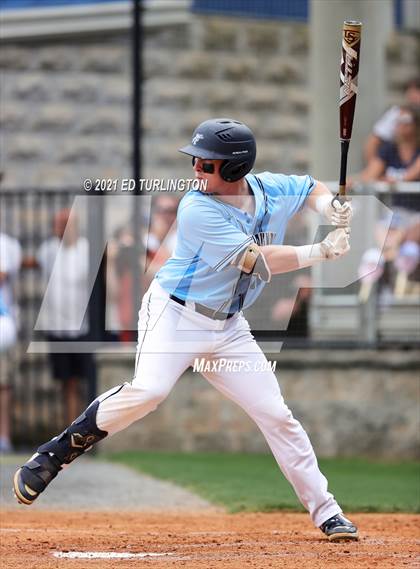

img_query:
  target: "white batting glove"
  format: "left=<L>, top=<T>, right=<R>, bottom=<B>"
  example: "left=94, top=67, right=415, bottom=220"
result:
left=329, top=200, right=353, bottom=227
left=316, top=195, right=353, bottom=227
left=320, top=228, right=351, bottom=260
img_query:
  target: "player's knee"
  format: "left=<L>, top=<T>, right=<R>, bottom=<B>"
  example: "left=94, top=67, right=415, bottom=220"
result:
left=250, top=396, right=292, bottom=427
left=130, top=381, right=171, bottom=409
left=146, top=384, right=170, bottom=406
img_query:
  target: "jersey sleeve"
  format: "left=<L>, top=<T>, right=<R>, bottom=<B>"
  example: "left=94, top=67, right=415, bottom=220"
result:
left=269, top=173, right=315, bottom=219
left=177, top=201, right=253, bottom=271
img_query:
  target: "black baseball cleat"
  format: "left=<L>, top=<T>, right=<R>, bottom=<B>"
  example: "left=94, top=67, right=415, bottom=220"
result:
left=13, top=452, right=62, bottom=505
left=320, top=514, right=359, bottom=541
left=13, top=401, right=108, bottom=505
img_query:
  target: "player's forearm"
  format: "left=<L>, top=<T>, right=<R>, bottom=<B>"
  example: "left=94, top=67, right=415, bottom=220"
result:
left=259, top=245, right=300, bottom=274
left=260, top=227, right=351, bottom=275
left=260, top=244, right=324, bottom=274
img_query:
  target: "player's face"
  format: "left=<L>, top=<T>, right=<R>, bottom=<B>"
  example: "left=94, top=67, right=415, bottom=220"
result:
left=192, top=157, right=224, bottom=191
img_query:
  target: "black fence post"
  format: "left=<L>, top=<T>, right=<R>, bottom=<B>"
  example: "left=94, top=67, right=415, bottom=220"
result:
left=131, top=0, right=143, bottom=330
left=87, top=195, right=105, bottom=404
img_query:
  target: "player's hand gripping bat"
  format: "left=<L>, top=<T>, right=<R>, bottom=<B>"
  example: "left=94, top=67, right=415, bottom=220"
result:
left=333, top=21, right=362, bottom=208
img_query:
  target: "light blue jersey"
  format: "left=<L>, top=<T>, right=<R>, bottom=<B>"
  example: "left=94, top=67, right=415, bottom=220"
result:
left=0, top=290, right=9, bottom=317
left=156, top=171, right=315, bottom=312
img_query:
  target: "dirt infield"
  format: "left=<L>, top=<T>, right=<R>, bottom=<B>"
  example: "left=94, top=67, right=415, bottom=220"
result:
left=1, top=511, right=419, bottom=569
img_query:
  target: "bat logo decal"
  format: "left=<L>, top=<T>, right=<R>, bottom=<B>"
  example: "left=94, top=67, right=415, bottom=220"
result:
left=343, top=29, right=360, bottom=47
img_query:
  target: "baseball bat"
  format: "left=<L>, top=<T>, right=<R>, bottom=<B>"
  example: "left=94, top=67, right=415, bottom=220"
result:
left=337, top=21, right=362, bottom=202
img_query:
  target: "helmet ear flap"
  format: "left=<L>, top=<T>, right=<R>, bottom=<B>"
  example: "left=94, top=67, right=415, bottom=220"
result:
left=219, top=160, right=230, bottom=181
left=220, top=160, right=248, bottom=183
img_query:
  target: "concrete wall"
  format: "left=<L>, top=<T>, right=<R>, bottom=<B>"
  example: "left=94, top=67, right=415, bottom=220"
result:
left=1, top=15, right=419, bottom=188
left=97, top=349, right=420, bottom=459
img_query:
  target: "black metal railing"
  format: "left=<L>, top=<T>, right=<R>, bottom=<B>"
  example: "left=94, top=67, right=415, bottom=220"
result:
left=1, top=188, right=96, bottom=447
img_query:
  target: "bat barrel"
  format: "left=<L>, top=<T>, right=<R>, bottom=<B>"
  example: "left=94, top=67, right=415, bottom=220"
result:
left=338, top=20, right=362, bottom=197
left=340, top=21, right=362, bottom=140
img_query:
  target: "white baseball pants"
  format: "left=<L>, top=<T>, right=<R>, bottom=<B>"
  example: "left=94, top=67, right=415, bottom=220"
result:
left=95, top=279, right=341, bottom=527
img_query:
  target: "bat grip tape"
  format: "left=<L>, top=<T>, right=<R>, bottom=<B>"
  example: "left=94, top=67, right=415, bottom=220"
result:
left=338, top=139, right=350, bottom=200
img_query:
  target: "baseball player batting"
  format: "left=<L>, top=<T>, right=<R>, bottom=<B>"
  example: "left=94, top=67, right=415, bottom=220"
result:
left=14, top=118, right=357, bottom=541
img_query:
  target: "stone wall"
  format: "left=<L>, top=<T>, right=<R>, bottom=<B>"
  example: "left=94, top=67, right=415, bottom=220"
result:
left=0, top=38, right=132, bottom=188
left=1, top=15, right=419, bottom=188
left=97, top=349, right=420, bottom=459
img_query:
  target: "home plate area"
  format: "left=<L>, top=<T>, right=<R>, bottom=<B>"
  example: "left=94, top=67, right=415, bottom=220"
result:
left=53, top=551, right=175, bottom=559
left=2, top=511, right=419, bottom=569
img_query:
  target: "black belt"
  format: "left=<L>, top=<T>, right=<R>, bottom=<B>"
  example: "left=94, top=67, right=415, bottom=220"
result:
left=169, top=294, right=235, bottom=321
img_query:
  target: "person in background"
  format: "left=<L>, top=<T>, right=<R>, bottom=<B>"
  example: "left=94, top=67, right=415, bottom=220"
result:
left=0, top=232, right=22, bottom=453
left=118, top=195, right=179, bottom=297
left=271, top=274, right=312, bottom=337
left=358, top=105, right=420, bottom=184
left=106, top=226, right=137, bottom=343
left=364, top=77, right=420, bottom=163
left=106, top=196, right=179, bottom=341
left=144, top=195, right=178, bottom=280
left=36, top=209, right=94, bottom=425
left=355, top=104, right=420, bottom=301
left=270, top=211, right=312, bottom=337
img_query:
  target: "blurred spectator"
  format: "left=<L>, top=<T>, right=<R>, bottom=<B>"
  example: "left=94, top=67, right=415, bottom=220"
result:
left=0, top=232, right=22, bottom=453
left=358, top=211, right=420, bottom=303
left=270, top=211, right=312, bottom=336
left=394, top=240, right=420, bottom=298
left=107, top=194, right=178, bottom=342
left=107, top=226, right=138, bottom=342
left=392, top=213, right=420, bottom=297
left=146, top=195, right=178, bottom=269
left=142, top=195, right=178, bottom=294
left=358, top=248, right=385, bottom=303
left=271, top=274, right=311, bottom=337
left=357, top=105, right=420, bottom=184
left=36, top=209, right=94, bottom=424
left=107, top=195, right=179, bottom=341
left=364, top=77, right=420, bottom=162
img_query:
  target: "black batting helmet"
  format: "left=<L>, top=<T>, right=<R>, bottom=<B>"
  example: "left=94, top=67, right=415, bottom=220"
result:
left=179, top=118, right=256, bottom=183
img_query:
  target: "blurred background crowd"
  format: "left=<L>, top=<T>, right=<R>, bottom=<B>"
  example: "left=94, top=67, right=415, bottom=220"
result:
left=0, top=0, right=419, bottom=454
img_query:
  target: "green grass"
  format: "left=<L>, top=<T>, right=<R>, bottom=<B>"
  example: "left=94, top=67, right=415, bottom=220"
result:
left=104, top=451, right=420, bottom=514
